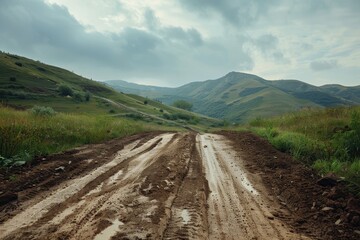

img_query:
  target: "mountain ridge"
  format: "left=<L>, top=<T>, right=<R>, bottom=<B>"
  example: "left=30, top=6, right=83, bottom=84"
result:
left=106, top=72, right=360, bottom=122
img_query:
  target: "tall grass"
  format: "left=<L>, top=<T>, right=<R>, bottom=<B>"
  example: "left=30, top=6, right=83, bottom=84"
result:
left=0, top=106, right=147, bottom=167
left=247, top=106, right=360, bottom=186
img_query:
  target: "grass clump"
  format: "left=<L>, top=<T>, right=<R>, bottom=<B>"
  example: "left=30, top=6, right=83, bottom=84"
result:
left=246, top=106, right=360, bottom=186
left=0, top=106, right=147, bottom=168
left=31, top=105, right=57, bottom=117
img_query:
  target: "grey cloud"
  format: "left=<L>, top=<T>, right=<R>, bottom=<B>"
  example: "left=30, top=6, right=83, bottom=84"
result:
left=0, top=0, right=164, bottom=75
left=179, top=0, right=279, bottom=27
left=310, top=60, right=338, bottom=71
left=254, top=34, right=278, bottom=53
left=119, top=28, right=160, bottom=53
left=162, top=27, right=203, bottom=47
left=0, top=0, right=254, bottom=85
left=143, top=8, right=159, bottom=30
left=1, top=0, right=357, bottom=86
left=252, top=34, right=289, bottom=63
left=142, top=8, right=203, bottom=47
left=0, top=0, right=115, bottom=62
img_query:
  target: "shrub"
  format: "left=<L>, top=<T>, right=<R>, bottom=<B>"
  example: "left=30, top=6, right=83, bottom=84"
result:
left=163, top=113, right=177, bottom=120
left=58, top=84, right=73, bottom=96
left=85, top=91, right=91, bottom=101
left=172, top=100, right=193, bottom=111
left=31, top=106, right=57, bottom=117
left=15, top=62, right=22, bottom=67
left=252, top=127, right=278, bottom=140
left=125, top=113, right=145, bottom=120
left=333, top=111, right=360, bottom=159
left=73, top=92, right=83, bottom=102
left=9, top=77, right=16, bottom=82
left=144, top=100, right=148, bottom=105
left=271, top=132, right=326, bottom=164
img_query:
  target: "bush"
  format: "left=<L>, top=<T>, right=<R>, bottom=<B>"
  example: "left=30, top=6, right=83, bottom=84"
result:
left=271, top=132, right=326, bottom=164
left=333, top=111, right=360, bottom=159
left=73, top=92, right=83, bottom=102
left=31, top=106, right=57, bottom=117
left=125, top=113, right=145, bottom=121
left=172, top=100, right=193, bottom=111
left=163, top=113, right=177, bottom=120
left=58, top=84, right=73, bottom=96
left=85, top=91, right=91, bottom=101
left=15, top=62, right=22, bottom=67
left=9, top=77, right=16, bottom=82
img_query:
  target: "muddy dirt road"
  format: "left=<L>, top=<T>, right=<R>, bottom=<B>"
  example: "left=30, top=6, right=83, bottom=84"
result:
left=1, top=132, right=358, bottom=239
left=198, top=134, right=305, bottom=239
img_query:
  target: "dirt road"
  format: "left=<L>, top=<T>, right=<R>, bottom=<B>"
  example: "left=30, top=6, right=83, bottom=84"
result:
left=0, top=132, right=358, bottom=239
left=198, top=134, right=306, bottom=239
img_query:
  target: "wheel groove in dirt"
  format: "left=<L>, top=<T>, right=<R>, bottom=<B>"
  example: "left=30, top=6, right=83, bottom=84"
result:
left=162, top=134, right=208, bottom=239
left=0, top=133, right=175, bottom=239
left=198, top=133, right=309, bottom=240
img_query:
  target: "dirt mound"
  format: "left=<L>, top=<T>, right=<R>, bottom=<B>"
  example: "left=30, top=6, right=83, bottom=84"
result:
left=220, top=131, right=360, bottom=240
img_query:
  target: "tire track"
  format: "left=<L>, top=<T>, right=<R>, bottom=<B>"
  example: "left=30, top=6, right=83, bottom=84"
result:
left=198, top=133, right=310, bottom=240
left=0, top=133, right=176, bottom=240
left=162, top=135, right=208, bottom=239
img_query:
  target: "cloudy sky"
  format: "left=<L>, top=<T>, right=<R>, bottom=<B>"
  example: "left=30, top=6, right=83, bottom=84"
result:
left=0, top=0, right=359, bottom=87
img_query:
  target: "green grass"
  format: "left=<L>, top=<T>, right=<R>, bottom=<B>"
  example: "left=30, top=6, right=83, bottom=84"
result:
left=0, top=106, right=161, bottom=167
left=242, top=106, right=360, bottom=187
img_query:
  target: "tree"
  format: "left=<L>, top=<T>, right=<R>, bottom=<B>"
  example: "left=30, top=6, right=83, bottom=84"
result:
left=58, top=84, right=73, bottom=96
left=85, top=91, right=91, bottom=101
left=172, top=100, right=193, bottom=111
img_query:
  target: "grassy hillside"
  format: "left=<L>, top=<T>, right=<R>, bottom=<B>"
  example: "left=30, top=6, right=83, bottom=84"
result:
left=0, top=105, right=178, bottom=168
left=106, top=72, right=360, bottom=123
left=269, top=80, right=357, bottom=106
left=244, top=106, right=360, bottom=188
left=0, top=51, right=220, bottom=129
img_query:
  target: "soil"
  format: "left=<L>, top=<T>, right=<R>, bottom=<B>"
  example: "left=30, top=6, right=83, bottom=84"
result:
left=0, top=131, right=359, bottom=239
left=220, top=131, right=360, bottom=240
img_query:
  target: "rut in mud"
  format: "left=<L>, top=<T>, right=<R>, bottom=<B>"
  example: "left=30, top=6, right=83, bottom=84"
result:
left=2, top=132, right=357, bottom=239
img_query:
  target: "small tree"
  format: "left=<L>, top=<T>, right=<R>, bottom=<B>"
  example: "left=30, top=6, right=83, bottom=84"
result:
left=58, top=84, right=73, bottom=96
left=85, top=91, right=91, bottom=101
left=73, top=92, right=83, bottom=102
left=172, top=100, right=193, bottom=111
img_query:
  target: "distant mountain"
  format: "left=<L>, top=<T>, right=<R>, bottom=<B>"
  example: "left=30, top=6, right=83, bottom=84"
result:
left=104, top=80, right=172, bottom=99
left=105, top=72, right=360, bottom=123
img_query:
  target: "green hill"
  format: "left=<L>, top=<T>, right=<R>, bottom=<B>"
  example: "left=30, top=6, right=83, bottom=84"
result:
left=0, top=51, right=220, bottom=129
left=106, top=72, right=360, bottom=123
